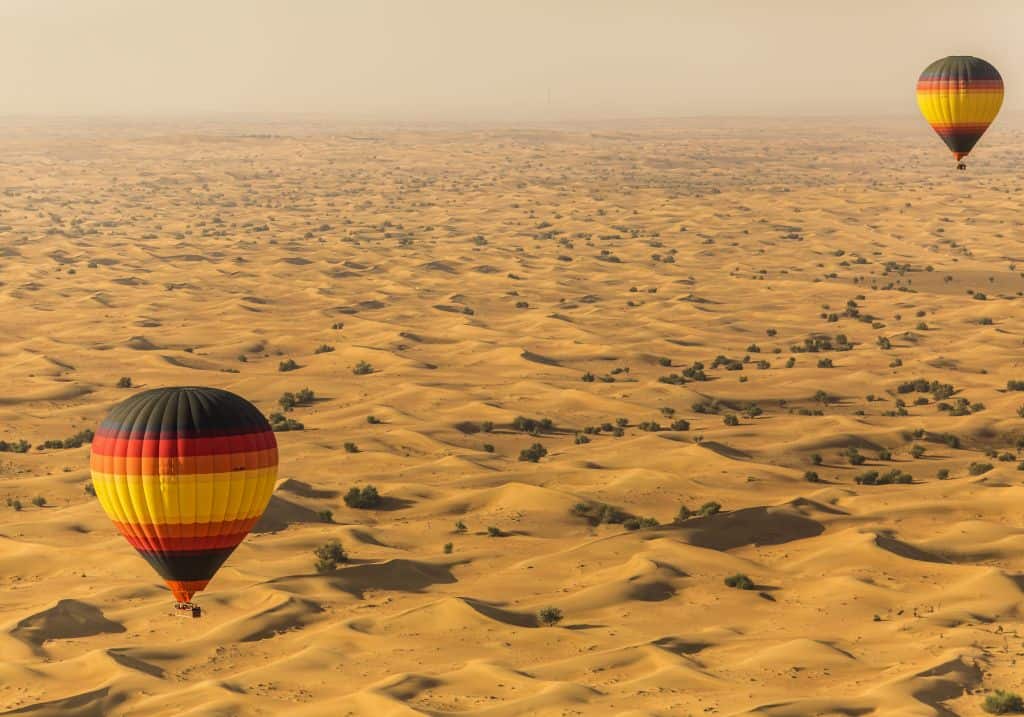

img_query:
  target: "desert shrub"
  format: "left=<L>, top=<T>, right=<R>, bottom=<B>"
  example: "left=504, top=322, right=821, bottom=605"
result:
left=877, top=449, right=892, bottom=461
left=314, top=539, right=347, bottom=573
left=314, top=344, right=335, bottom=354
left=9, top=499, right=22, bottom=511
left=723, top=414, right=739, bottom=426
left=519, top=443, right=548, bottom=462
left=481, top=421, right=494, bottom=432
left=855, top=470, right=879, bottom=485
left=443, top=542, right=453, bottom=554
left=483, top=443, right=495, bottom=452
left=983, top=690, right=1024, bottom=714
left=317, top=509, right=333, bottom=523
left=858, top=469, right=911, bottom=485
left=366, top=415, right=380, bottom=424
left=343, top=442, right=359, bottom=453
left=671, top=419, right=690, bottom=431
left=279, top=359, right=299, bottom=372
left=344, top=485, right=380, bottom=509
left=513, top=416, right=555, bottom=434
left=117, top=376, right=132, bottom=388
left=573, top=502, right=628, bottom=525
left=538, top=606, right=564, bottom=626
left=0, top=439, right=31, bottom=453
left=268, top=413, right=304, bottom=431
left=937, top=468, right=950, bottom=480
left=454, top=520, right=467, bottom=533
left=574, top=433, right=590, bottom=445
left=353, top=360, right=374, bottom=375
left=811, top=453, right=822, bottom=465
left=84, top=483, right=96, bottom=496
left=623, top=517, right=641, bottom=531
left=804, top=471, right=820, bottom=483
left=698, top=501, right=721, bottom=517
left=969, top=462, right=994, bottom=476
left=1008, top=381, right=1024, bottom=391
left=487, top=526, right=501, bottom=537
left=279, top=388, right=315, bottom=411
left=673, top=505, right=692, bottom=523
left=638, top=421, right=662, bottom=432
left=31, top=496, right=46, bottom=507
left=581, top=372, right=595, bottom=382
left=724, top=573, right=754, bottom=590
left=658, top=357, right=672, bottom=366
left=846, top=448, right=866, bottom=465
left=910, top=445, right=925, bottom=459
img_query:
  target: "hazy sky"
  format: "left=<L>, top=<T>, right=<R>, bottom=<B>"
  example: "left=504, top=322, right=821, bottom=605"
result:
left=0, top=0, right=1019, bottom=120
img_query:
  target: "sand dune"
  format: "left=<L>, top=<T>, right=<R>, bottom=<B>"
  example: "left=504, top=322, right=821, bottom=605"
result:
left=2, top=118, right=1024, bottom=715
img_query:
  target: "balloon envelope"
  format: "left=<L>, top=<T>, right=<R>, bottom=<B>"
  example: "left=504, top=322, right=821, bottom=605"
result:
left=90, top=387, right=278, bottom=602
left=916, top=56, right=1003, bottom=161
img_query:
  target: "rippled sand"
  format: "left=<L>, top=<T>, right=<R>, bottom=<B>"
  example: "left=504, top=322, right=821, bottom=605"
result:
left=2, top=118, right=1024, bottom=716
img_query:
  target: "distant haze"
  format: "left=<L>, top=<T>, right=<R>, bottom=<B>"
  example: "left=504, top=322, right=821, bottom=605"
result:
left=0, top=0, right=1020, bottom=120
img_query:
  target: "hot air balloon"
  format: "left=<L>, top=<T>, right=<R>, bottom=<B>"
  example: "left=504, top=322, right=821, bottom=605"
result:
left=90, top=387, right=278, bottom=616
left=916, top=56, right=1003, bottom=170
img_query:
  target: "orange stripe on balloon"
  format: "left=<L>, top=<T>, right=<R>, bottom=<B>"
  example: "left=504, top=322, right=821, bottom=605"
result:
left=90, top=447, right=278, bottom=474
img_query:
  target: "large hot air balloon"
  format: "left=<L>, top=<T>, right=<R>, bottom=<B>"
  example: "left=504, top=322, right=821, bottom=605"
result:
left=90, top=387, right=278, bottom=615
left=916, top=56, right=1003, bottom=170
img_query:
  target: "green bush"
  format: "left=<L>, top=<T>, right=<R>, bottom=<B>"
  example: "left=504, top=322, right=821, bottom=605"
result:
left=698, top=501, right=721, bottom=517
left=344, top=485, right=380, bottom=509
left=31, top=496, right=46, bottom=507
left=513, top=416, right=555, bottom=434
left=970, top=462, right=994, bottom=476
left=724, top=573, right=754, bottom=590
left=519, top=443, right=548, bottom=462
left=268, top=412, right=304, bottom=432
left=314, top=539, right=347, bottom=573
left=0, top=439, right=31, bottom=453
left=278, top=359, right=299, bottom=372
left=117, top=376, right=132, bottom=388
left=353, top=360, right=374, bottom=375
left=983, top=690, right=1024, bottom=714
left=538, top=606, right=563, bottom=626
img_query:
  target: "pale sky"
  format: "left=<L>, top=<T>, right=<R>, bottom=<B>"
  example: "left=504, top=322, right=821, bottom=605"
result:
left=0, top=0, right=1019, bottom=120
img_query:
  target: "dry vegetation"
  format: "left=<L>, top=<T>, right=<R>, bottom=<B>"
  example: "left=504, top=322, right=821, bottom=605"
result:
left=1, top=118, right=1024, bottom=715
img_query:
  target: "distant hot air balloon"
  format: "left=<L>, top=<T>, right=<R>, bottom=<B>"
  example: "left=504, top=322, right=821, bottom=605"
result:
left=916, top=56, right=1003, bottom=170
left=90, top=387, right=277, bottom=616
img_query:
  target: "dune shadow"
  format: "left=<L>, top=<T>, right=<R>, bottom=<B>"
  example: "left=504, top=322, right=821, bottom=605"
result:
left=679, top=507, right=825, bottom=551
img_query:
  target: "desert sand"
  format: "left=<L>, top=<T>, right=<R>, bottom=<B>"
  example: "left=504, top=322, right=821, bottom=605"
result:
left=2, top=118, right=1024, bottom=716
